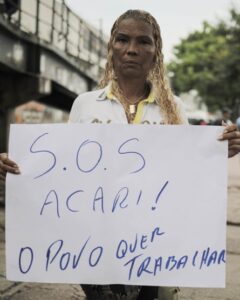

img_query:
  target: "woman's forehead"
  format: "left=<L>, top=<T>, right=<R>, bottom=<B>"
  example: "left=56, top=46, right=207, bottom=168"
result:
left=116, top=18, right=154, bottom=35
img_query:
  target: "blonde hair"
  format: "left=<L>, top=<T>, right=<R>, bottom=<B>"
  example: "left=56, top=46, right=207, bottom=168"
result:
left=99, top=9, right=184, bottom=124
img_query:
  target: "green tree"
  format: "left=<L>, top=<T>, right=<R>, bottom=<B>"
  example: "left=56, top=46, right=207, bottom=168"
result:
left=168, top=7, right=240, bottom=114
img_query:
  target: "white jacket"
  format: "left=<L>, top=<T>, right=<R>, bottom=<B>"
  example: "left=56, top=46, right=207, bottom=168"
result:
left=69, top=87, right=188, bottom=124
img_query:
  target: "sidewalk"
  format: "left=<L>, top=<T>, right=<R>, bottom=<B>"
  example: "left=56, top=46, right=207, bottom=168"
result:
left=0, top=156, right=240, bottom=300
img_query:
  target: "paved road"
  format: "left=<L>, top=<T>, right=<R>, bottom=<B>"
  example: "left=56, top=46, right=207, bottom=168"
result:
left=0, top=156, right=239, bottom=300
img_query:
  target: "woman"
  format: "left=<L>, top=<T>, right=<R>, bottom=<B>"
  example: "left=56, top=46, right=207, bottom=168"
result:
left=69, top=10, right=187, bottom=126
left=1, top=9, right=240, bottom=300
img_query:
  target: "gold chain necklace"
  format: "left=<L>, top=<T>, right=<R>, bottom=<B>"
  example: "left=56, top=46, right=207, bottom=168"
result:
left=122, top=89, right=148, bottom=123
left=111, top=81, right=148, bottom=123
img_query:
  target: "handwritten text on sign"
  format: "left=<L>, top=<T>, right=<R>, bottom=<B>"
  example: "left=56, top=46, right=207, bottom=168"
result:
left=6, top=124, right=228, bottom=287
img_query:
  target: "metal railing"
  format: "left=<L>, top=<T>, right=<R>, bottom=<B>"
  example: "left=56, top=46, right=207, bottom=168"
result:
left=1, top=0, right=108, bottom=71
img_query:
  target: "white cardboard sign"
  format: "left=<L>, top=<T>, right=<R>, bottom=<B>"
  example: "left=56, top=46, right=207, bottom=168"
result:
left=6, top=124, right=228, bottom=287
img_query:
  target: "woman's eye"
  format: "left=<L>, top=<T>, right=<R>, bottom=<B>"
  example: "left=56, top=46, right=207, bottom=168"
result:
left=140, top=40, right=151, bottom=45
left=117, top=38, right=127, bottom=43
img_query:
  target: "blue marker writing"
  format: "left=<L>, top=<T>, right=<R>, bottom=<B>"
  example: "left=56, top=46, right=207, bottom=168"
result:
left=30, top=132, right=56, bottom=179
left=151, top=181, right=169, bottom=210
left=118, top=138, right=146, bottom=174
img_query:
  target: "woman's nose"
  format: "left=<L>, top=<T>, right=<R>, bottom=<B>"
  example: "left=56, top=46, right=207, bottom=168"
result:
left=126, top=41, right=138, bottom=55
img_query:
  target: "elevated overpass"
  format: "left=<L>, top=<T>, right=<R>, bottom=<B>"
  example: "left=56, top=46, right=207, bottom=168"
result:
left=0, top=0, right=108, bottom=151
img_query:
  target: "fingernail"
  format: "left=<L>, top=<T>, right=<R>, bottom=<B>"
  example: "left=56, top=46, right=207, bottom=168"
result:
left=15, top=169, right=20, bottom=174
left=218, top=135, right=223, bottom=140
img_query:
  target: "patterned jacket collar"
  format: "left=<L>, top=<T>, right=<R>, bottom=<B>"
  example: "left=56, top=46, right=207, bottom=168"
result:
left=96, top=82, right=156, bottom=103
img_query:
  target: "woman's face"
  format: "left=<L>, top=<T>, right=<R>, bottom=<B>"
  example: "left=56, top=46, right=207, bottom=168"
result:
left=112, top=18, right=156, bottom=80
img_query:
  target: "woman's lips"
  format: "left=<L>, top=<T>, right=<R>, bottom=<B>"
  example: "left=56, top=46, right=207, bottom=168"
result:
left=123, top=61, right=139, bottom=67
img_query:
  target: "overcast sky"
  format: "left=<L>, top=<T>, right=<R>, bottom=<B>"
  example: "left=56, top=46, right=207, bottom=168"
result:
left=65, top=0, right=238, bottom=61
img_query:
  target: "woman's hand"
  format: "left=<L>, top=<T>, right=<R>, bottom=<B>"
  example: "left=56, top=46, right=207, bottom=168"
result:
left=218, top=124, right=240, bottom=158
left=0, top=153, right=20, bottom=182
